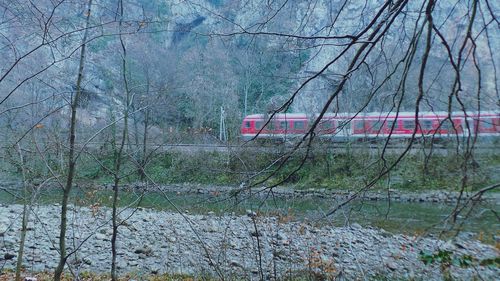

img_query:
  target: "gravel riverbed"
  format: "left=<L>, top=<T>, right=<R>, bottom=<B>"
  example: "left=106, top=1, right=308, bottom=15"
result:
left=116, top=183, right=500, bottom=204
left=0, top=204, right=498, bottom=280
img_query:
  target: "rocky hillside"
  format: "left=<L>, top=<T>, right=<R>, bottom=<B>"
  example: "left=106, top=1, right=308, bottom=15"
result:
left=0, top=0, right=498, bottom=137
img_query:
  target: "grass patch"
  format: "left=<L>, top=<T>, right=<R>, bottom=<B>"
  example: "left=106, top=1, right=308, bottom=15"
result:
left=1, top=144, right=498, bottom=192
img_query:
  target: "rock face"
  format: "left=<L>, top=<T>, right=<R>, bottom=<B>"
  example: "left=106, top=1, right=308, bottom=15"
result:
left=0, top=204, right=498, bottom=280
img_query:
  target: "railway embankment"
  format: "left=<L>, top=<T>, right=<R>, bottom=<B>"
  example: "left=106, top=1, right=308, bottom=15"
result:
left=1, top=204, right=498, bottom=280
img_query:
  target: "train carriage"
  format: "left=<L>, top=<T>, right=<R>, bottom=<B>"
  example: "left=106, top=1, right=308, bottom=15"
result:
left=241, top=111, right=500, bottom=141
left=241, top=113, right=309, bottom=140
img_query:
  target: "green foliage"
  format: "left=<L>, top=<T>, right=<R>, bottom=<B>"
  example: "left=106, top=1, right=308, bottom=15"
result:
left=81, top=148, right=497, bottom=191
left=419, top=250, right=453, bottom=266
left=479, top=257, right=500, bottom=268
left=419, top=249, right=481, bottom=281
left=244, top=150, right=496, bottom=192
left=419, top=249, right=485, bottom=268
left=145, top=151, right=236, bottom=184
left=5, top=141, right=496, bottom=192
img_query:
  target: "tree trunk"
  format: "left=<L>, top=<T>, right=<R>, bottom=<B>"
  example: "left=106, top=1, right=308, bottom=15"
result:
left=139, top=74, right=150, bottom=180
left=15, top=145, right=29, bottom=281
left=140, top=108, right=149, bottom=180
left=54, top=1, right=92, bottom=280
left=111, top=2, right=130, bottom=279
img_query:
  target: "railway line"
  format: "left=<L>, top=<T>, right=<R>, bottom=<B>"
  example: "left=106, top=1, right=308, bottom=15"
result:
left=2, top=141, right=499, bottom=155
left=86, top=141, right=500, bottom=155
left=158, top=143, right=500, bottom=154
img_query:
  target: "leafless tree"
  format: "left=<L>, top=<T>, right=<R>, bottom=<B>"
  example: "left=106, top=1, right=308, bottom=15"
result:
left=53, top=1, right=93, bottom=279
left=109, top=1, right=133, bottom=279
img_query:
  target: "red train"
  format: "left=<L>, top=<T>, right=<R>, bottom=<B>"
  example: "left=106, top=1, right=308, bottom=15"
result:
left=241, top=111, right=500, bottom=141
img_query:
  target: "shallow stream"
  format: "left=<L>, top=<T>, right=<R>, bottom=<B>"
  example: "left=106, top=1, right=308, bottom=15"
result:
left=1, top=187, right=498, bottom=243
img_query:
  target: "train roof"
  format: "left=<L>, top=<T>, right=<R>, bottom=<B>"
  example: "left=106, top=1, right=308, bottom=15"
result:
left=244, top=113, right=308, bottom=120
left=323, top=111, right=497, bottom=116
left=243, top=111, right=499, bottom=120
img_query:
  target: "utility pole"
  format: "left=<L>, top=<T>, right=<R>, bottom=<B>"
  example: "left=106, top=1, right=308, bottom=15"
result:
left=244, top=88, right=248, bottom=117
left=219, top=106, right=227, bottom=142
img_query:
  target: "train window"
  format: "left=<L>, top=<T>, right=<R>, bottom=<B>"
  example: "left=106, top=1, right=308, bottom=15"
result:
left=403, top=120, right=415, bottom=129
left=387, top=120, right=398, bottom=129
left=480, top=119, right=494, bottom=129
left=421, top=120, right=433, bottom=130
left=337, top=120, right=348, bottom=128
left=441, top=121, right=454, bottom=130
left=371, top=121, right=382, bottom=131
left=255, top=121, right=263, bottom=129
left=244, top=121, right=251, bottom=128
left=294, top=121, right=305, bottom=130
left=355, top=121, right=365, bottom=129
left=319, top=121, right=334, bottom=130
left=279, top=121, right=288, bottom=129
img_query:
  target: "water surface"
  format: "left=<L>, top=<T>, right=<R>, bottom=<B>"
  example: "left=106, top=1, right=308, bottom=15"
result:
left=1, top=187, right=498, bottom=243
